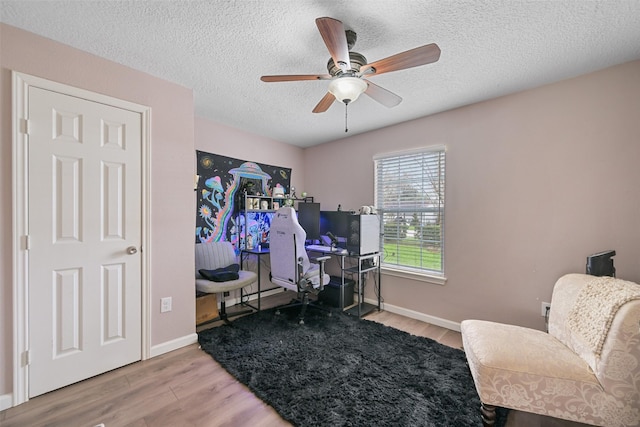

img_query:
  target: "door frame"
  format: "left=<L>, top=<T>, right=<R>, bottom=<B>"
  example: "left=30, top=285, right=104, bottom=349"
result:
left=11, top=71, right=152, bottom=406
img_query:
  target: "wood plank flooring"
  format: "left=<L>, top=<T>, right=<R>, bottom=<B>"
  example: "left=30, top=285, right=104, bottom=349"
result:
left=0, top=292, right=588, bottom=427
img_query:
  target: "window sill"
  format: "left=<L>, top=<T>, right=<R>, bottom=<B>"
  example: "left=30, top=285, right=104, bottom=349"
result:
left=380, top=266, right=447, bottom=286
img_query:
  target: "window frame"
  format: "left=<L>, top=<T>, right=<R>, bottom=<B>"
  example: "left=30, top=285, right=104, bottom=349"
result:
left=373, top=145, right=446, bottom=284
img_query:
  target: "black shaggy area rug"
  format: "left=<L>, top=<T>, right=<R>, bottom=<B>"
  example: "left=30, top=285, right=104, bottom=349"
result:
left=197, top=306, right=507, bottom=427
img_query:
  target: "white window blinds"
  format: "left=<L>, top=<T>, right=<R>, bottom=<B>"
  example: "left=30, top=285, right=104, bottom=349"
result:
left=374, top=146, right=445, bottom=275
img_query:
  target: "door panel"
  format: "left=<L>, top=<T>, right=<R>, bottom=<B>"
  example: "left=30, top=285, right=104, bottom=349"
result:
left=28, top=87, right=142, bottom=397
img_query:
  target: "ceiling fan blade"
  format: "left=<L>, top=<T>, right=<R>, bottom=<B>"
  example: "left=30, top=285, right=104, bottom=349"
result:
left=363, top=80, right=402, bottom=108
left=312, top=92, right=336, bottom=113
left=360, top=43, right=441, bottom=76
left=315, top=17, right=351, bottom=72
left=261, top=74, right=331, bottom=82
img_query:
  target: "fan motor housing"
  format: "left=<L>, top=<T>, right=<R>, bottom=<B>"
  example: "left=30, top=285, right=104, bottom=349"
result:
left=327, top=52, right=368, bottom=76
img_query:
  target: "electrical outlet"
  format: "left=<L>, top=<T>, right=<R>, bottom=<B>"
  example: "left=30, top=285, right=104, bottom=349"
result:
left=161, top=297, right=172, bottom=313
left=541, top=302, right=551, bottom=317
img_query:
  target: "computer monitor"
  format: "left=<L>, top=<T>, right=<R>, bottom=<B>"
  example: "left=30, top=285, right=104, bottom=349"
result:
left=297, top=202, right=320, bottom=242
left=319, top=211, right=349, bottom=245
left=243, top=211, right=274, bottom=246
left=586, top=250, right=616, bottom=277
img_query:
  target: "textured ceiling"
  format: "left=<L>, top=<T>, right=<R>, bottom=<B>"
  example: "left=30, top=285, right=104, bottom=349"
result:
left=2, top=1, right=640, bottom=147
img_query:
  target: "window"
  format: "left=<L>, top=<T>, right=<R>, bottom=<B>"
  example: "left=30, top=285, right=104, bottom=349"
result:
left=374, top=146, right=445, bottom=277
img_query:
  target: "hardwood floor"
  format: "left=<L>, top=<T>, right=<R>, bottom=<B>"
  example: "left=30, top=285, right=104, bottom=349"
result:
left=0, top=292, right=588, bottom=427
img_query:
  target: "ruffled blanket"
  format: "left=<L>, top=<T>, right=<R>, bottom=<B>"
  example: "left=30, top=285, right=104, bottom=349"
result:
left=568, top=276, right=640, bottom=356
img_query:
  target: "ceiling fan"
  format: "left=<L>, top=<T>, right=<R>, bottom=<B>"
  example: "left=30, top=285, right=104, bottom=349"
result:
left=260, top=17, right=441, bottom=114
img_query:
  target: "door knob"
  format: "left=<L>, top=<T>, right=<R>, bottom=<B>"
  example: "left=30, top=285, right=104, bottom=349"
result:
left=126, top=246, right=138, bottom=255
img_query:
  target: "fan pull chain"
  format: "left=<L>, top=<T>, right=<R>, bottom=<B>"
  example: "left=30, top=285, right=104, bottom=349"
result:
left=344, top=103, right=349, bottom=133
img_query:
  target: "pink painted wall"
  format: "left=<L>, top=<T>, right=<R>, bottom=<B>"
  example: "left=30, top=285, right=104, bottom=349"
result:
left=0, top=24, right=196, bottom=397
left=195, top=116, right=305, bottom=192
left=303, top=59, right=640, bottom=330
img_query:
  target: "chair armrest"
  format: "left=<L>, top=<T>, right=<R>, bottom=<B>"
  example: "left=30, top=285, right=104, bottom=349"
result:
left=310, top=256, right=331, bottom=290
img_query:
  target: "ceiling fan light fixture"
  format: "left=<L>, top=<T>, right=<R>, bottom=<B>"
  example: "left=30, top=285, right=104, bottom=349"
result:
left=328, top=77, right=368, bottom=104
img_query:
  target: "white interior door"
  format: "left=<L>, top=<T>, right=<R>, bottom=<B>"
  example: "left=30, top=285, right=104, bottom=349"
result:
left=27, top=86, right=142, bottom=397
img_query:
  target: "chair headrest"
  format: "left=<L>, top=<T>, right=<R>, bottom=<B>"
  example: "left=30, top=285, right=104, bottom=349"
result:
left=274, top=206, right=296, bottom=220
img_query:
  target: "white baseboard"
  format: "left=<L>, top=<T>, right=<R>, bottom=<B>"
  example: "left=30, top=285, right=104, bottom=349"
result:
left=149, top=333, right=198, bottom=358
left=0, top=393, right=13, bottom=411
left=363, top=297, right=461, bottom=332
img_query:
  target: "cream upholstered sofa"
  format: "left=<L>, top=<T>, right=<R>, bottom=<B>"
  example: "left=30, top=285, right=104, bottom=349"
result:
left=461, top=273, right=640, bottom=427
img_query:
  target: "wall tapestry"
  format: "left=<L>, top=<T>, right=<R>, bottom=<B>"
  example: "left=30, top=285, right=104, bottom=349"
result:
left=196, top=150, right=291, bottom=245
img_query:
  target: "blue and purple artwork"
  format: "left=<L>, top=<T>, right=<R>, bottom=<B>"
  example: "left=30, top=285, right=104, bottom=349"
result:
left=195, top=151, right=291, bottom=246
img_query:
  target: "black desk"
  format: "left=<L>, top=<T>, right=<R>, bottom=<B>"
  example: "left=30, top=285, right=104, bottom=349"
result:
left=242, top=246, right=381, bottom=317
left=240, top=247, right=275, bottom=311
left=305, top=246, right=349, bottom=311
left=343, top=252, right=382, bottom=318
left=306, top=246, right=381, bottom=317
